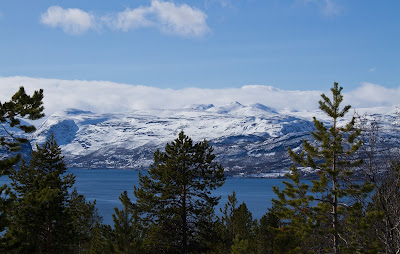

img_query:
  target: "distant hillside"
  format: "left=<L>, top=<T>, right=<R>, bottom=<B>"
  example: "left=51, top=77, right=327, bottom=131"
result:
left=29, top=103, right=400, bottom=177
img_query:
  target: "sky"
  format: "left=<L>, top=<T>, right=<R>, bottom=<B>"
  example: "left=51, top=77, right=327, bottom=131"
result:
left=0, top=0, right=400, bottom=117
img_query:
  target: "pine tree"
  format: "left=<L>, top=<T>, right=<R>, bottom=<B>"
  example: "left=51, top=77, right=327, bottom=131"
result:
left=68, top=189, right=103, bottom=254
left=217, top=192, right=255, bottom=253
left=134, top=131, right=225, bottom=254
left=218, top=191, right=239, bottom=253
left=0, top=86, right=44, bottom=233
left=253, top=209, right=280, bottom=254
left=230, top=235, right=249, bottom=254
left=3, top=135, right=101, bottom=253
left=88, top=224, right=114, bottom=254
left=110, top=191, right=143, bottom=254
left=0, top=86, right=44, bottom=174
left=231, top=203, right=253, bottom=242
left=272, top=82, right=376, bottom=253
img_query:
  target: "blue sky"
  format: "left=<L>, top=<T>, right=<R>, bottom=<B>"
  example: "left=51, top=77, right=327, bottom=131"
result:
left=0, top=0, right=399, bottom=91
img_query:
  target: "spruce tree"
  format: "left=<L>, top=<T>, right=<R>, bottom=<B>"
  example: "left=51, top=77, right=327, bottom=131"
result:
left=134, top=131, right=225, bottom=254
left=272, top=83, right=376, bottom=253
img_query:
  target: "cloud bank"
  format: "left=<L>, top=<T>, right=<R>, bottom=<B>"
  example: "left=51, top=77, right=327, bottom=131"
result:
left=1, top=77, right=399, bottom=122
left=40, top=1, right=209, bottom=37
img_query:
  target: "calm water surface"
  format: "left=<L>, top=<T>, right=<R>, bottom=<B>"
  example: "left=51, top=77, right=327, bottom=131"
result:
left=1, top=168, right=287, bottom=225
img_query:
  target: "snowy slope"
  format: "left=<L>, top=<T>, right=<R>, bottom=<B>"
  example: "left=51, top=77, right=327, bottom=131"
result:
left=0, top=120, right=33, bottom=163
left=30, top=103, right=400, bottom=176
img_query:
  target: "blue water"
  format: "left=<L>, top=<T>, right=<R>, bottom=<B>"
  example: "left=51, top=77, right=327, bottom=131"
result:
left=1, top=168, right=287, bottom=225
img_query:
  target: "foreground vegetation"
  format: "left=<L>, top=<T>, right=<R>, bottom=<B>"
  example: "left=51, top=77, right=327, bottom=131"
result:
left=0, top=83, right=399, bottom=253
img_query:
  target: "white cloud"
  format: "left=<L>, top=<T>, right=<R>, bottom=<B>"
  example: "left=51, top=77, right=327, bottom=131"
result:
left=41, top=1, right=209, bottom=37
left=104, top=7, right=153, bottom=31
left=0, top=77, right=319, bottom=119
left=369, top=67, right=376, bottom=73
left=345, top=83, right=400, bottom=108
left=2, top=77, right=400, bottom=124
left=40, top=6, right=98, bottom=35
left=105, top=0, right=209, bottom=37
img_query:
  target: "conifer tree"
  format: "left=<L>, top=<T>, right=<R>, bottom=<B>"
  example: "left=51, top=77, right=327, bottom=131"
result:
left=231, top=203, right=253, bottom=242
left=253, top=209, right=280, bottom=254
left=272, top=82, right=376, bottom=253
left=68, top=189, right=103, bottom=253
left=0, top=86, right=44, bottom=233
left=3, top=134, right=73, bottom=253
left=0, top=86, right=44, bottom=174
left=134, top=131, right=225, bottom=254
left=230, top=235, right=249, bottom=254
left=110, top=190, right=143, bottom=254
left=88, top=224, right=114, bottom=254
left=3, top=135, right=101, bottom=253
left=217, top=192, right=255, bottom=253
left=218, top=191, right=239, bottom=253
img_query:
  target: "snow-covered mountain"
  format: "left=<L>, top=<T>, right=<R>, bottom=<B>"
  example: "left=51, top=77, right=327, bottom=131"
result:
left=0, top=120, right=33, bottom=163
left=29, top=103, right=400, bottom=177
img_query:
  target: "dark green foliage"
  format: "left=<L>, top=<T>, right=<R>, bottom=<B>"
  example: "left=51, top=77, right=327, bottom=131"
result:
left=272, top=83, right=377, bottom=253
left=110, top=191, right=143, bottom=254
left=134, top=131, right=225, bottom=254
left=3, top=135, right=74, bottom=253
left=1, top=135, right=101, bottom=254
left=218, top=191, right=239, bottom=252
left=232, top=203, right=253, bottom=241
left=88, top=224, right=114, bottom=254
left=68, top=189, right=103, bottom=253
left=0, top=87, right=44, bottom=235
left=0, top=86, right=44, bottom=175
left=216, top=191, right=263, bottom=254
left=230, top=235, right=249, bottom=254
left=253, top=209, right=280, bottom=254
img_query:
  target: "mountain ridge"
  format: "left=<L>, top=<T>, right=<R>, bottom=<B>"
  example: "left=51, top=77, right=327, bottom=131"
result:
left=28, top=102, right=400, bottom=177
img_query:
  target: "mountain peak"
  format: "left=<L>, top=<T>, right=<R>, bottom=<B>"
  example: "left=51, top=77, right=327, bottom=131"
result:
left=249, top=103, right=278, bottom=114
left=209, top=101, right=245, bottom=114
left=184, top=104, right=215, bottom=111
left=52, top=108, right=94, bottom=117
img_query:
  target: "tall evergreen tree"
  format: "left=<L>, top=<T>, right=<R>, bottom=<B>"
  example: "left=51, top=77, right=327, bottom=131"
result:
left=272, top=82, right=376, bottom=253
left=218, top=191, right=239, bottom=253
left=217, top=192, right=255, bottom=253
left=110, top=190, right=143, bottom=254
left=0, top=86, right=44, bottom=233
left=68, top=189, right=103, bottom=254
left=134, top=131, right=225, bottom=254
left=3, top=135, right=101, bottom=254
left=253, top=208, right=281, bottom=254
left=3, top=135, right=74, bottom=253
left=231, top=203, right=253, bottom=242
